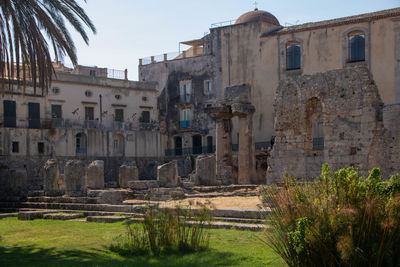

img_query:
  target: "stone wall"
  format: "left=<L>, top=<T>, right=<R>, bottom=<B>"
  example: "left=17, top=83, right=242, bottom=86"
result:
left=267, top=66, right=394, bottom=183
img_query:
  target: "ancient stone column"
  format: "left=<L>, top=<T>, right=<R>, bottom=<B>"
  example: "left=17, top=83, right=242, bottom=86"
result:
left=86, top=160, right=104, bottom=189
left=64, top=160, right=86, bottom=196
left=238, top=114, right=256, bottom=184
left=44, top=159, right=64, bottom=196
left=215, top=117, right=233, bottom=184
left=119, top=164, right=139, bottom=188
left=157, top=160, right=179, bottom=187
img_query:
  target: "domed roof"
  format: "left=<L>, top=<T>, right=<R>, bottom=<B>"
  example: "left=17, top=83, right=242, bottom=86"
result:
left=235, top=8, right=280, bottom=26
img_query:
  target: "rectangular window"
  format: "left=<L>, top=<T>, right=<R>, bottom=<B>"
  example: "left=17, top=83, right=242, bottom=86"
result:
left=51, top=105, right=62, bottom=119
left=3, top=100, right=16, bottom=128
left=28, top=102, right=40, bottom=129
left=140, top=110, right=150, bottom=123
left=38, top=142, right=44, bottom=154
left=349, top=34, right=365, bottom=62
left=180, top=80, right=191, bottom=103
left=286, top=44, right=301, bottom=70
left=84, top=106, right=94, bottom=120
left=115, top=109, right=124, bottom=122
left=12, top=142, right=19, bottom=153
left=89, top=70, right=96, bottom=77
left=181, top=109, right=191, bottom=128
left=204, top=80, right=212, bottom=95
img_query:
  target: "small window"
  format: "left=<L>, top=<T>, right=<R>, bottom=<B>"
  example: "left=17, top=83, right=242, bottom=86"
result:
left=180, top=80, right=192, bottom=103
left=204, top=80, right=212, bottom=95
left=286, top=43, right=301, bottom=70
left=12, top=142, right=19, bottom=153
left=142, top=96, right=148, bottom=101
left=51, top=87, right=60, bottom=94
left=115, top=94, right=121, bottom=100
left=38, top=142, right=44, bottom=154
left=89, top=70, right=96, bottom=77
left=115, top=109, right=124, bottom=122
left=139, top=110, right=150, bottom=123
left=85, top=90, right=93, bottom=97
left=349, top=33, right=365, bottom=62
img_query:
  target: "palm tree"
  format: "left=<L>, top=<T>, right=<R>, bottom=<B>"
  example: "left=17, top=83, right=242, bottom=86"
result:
left=0, top=0, right=96, bottom=94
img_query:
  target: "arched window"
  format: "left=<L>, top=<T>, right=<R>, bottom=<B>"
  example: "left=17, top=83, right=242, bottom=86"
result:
left=349, top=32, right=365, bottom=62
left=312, top=117, right=324, bottom=150
left=286, top=43, right=301, bottom=70
left=76, top=133, right=87, bottom=154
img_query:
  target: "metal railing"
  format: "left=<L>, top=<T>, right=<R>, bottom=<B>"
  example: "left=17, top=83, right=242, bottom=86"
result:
left=107, top=68, right=125, bottom=80
left=313, top=137, right=324, bottom=150
left=165, top=146, right=216, bottom=156
left=180, top=120, right=191, bottom=129
left=0, top=117, right=159, bottom=131
left=140, top=51, right=182, bottom=66
left=211, top=19, right=236, bottom=28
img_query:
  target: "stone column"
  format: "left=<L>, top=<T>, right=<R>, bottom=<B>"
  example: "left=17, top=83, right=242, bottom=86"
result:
left=44, top=159, right=64, bottom=196
left=238, top=114, right=256, bottom=184
left=215, top=117, right=233, bottom=184
left=64, top=160, right=86, bottom=197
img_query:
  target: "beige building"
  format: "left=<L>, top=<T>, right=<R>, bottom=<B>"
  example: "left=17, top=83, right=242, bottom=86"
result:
left=0, top=64, right=163, bottom=183
left=140, top=7, right=400, bottom=153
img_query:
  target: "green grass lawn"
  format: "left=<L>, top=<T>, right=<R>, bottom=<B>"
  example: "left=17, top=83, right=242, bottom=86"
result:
left=0, top=217, right=285, bottom=266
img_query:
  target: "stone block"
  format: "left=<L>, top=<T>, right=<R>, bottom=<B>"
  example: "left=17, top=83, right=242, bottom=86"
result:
left=86, top=160, right=104, bottom=189
left=119, top=165, right=139, bottom=188
left=192, top=155, right=216, bottom=186
left=44, top=159, right=64, bottom=196
left=128, top=180, right=159, bottom=190
left=157, top=161, right=179, bottom=187
left=97, top=190, right=124, bottom=204
left=64, top=160, right=87, bottom=197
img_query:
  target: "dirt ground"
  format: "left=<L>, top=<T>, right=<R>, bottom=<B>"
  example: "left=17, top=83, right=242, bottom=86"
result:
left=128, top=196, right=263, bottom=210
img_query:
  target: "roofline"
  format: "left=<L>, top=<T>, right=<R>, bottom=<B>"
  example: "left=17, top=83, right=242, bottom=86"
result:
left=261, top=7, right=400, bottom=37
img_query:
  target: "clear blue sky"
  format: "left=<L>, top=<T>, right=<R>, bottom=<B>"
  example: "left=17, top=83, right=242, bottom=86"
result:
left=66, top=0, right=399, bottom=80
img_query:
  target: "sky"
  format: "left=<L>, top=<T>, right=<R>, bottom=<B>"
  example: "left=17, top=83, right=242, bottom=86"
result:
left=64, top=0, right=399, bottom=80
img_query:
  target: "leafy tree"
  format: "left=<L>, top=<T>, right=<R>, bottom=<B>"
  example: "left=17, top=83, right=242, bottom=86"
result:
left=0, top=0, right=96, bottom=93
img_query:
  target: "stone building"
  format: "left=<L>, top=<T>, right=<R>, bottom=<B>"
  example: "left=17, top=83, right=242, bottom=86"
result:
left=140, top=7, right=400, bottom=181
left=0, top=63, right=164, bottom=192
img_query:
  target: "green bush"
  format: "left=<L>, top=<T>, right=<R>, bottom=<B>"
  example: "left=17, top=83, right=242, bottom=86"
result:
left=110, top=204, right=212, bottom=256
left=261, top=164, right=400, bottom=267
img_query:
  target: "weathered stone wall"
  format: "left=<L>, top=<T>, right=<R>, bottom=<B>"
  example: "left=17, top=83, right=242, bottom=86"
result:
left=157, top=160, right=179, bottom=187
left=267, top=66, right=389, bottom=182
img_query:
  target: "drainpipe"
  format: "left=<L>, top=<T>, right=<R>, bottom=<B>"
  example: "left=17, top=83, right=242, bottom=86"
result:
left=99, top=94, right=102, bottom=122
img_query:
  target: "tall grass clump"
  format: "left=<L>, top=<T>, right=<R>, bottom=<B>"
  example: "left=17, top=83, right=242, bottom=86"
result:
left=261, top=164, right=400, bottom=267
left=110, top=203, right=212, bottom=256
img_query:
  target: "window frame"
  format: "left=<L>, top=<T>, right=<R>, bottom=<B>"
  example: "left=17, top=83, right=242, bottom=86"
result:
left=286, top=42, right=301, bottom=71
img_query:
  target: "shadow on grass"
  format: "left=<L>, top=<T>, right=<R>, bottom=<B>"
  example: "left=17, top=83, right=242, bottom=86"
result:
left=0, top=245, right=239, bottom=267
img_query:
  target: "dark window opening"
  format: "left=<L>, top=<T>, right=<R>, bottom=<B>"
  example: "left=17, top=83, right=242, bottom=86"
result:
left=207, top=136, right=213, bottom=153
left=139, top=110, right=150, bottom=123
left=115, top=109, right=124, bottom=122
left=192, top=135, right=202, bottom=154
left=349, top=34, right=365, bottom=62
left=3, top=100, right=16, bottom=128
left=286, top=44, right=301, bottom=70
left=175, top=136, right=182, bottom=156
left=12, top=142, right=19, bottom=153
left=38, top=142, right=44, bottom=154
left=28, top=102, right=40, bottom=129
left=76, top=133, right=87, bottom=154
left=313, top=117, right=324, bottom=150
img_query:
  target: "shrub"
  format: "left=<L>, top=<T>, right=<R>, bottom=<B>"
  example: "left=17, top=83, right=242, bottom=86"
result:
left=110, top=203, right=212, bottom=256
left=261, top=164, right=400, bottom=267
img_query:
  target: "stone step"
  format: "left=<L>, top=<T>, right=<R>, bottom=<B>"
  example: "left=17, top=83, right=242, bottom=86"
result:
left=86, top=216, right=130, bottom=223
left=27, top=196, right=100, bottom=204
left=19, top=208, right=144, bottom=218
left=43, top=213, right=83, bottom=220
left=0, top=213, right=18, bottom=219
left=17, top=210, right=59, bottom=220
left=28, top=191, right=45, bottom=197
left=125, top=218, right=267, bottom=232
left=0, top=202, right=22, bottom=208
left=190, top=185, right=259, bottom=193
left=213, top=216, right=265, bottom=224
left=20, top=202, right=148, bottom=213
left=184, top=192, right=257, bottom=198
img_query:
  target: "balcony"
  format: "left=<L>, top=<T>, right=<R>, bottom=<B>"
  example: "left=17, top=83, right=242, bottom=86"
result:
left=0, top=117, right=159, bottom=131
left=179, top=94, right=193, bottom=104
left=180, top=120, right=191, bottom=129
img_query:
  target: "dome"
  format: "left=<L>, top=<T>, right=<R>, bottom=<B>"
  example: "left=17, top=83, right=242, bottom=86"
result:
left=235, top=8, right=280, bottom=26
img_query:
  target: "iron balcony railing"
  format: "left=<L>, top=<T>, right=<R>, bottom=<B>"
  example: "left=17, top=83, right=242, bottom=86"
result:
left=0, top=117, right=159, bottom=131
left=180, top=120, right=191, bottom=129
